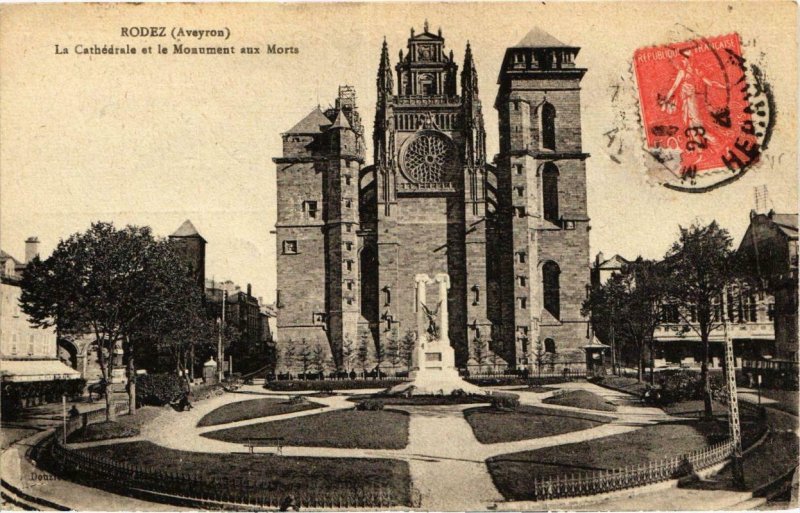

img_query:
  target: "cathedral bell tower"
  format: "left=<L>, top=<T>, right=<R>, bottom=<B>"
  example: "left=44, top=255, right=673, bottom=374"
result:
left=368, top=23, right=490, bottom=367
left=494, top=28, right=591, bottom=369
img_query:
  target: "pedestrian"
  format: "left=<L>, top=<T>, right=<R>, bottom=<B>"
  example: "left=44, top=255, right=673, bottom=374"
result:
left=280, top=494, right=300, bottom=511
left=68, top=405, right=80, bottom=419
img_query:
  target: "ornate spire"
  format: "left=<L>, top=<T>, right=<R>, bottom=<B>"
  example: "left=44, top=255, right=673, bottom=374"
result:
left=461, top=41, right=479, bottom=96
left=377, top=38, right=393, bottom=96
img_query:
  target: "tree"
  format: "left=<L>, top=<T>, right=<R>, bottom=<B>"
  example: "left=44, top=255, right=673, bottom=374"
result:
left=472, top=332, right=489, bottom=370
left=532, top=338, right=555, bottom=377
left=311, top=342, right=328, bottom=377
left=297, top=339, right=312, bottom=379
left=281, top=343, right=296, bottom=375
left=20, top=222, right=200, bottom=419
left=341, top=335, right=355, bottom=373
left=582, top=257, right=668, bottom=383
left=384, top=328, right=401, bottom=375
left=399, top=329, right=416, bottom=372
left=357, top=332, right=371, bottom=376
left=663, top=221, right=736, bottom=418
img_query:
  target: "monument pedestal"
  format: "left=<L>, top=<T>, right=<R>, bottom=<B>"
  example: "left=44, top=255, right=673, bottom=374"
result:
left=389, top=334, right=485, bottom=396
left=388, top=273, right=486, bottom=397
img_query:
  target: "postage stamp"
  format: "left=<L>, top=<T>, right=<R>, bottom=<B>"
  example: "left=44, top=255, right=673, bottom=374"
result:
left=633, top=33, right=772, bottom=192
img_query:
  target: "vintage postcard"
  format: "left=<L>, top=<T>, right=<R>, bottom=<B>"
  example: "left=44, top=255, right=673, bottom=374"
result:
left=0, top=2, right=797, bottom=511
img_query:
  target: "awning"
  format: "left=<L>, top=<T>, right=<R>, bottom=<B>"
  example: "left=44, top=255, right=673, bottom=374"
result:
left=0, top=359, right=81, bottom=382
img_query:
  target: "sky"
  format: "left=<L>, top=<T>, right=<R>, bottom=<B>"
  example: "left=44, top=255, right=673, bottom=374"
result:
left=1, top=2, right=796, bottom=304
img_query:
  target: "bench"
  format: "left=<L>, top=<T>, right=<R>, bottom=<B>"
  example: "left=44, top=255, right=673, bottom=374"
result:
left=244, top=437, right=284, bottom=455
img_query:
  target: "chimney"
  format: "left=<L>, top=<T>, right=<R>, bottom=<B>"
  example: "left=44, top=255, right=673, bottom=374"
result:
left=247, top=283, right=252, bottom=297
left=596, top=251, right=605, bottom=266
left=25, top=237, right=40, bottom=263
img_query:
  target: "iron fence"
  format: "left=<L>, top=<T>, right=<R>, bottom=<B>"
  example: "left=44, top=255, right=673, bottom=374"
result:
left=528, top=439, right=733, bottom=501
left=52, top=422, right=416, bottom=509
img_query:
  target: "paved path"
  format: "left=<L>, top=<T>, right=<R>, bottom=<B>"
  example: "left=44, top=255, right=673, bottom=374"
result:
left=5, top=381, right=766, bottom=511
left=120, top=382, right=682, bottom=510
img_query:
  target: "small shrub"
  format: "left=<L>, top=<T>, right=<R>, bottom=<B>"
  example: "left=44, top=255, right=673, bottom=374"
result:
left=136, top=374, right=184, bottom=406
left=287, top=395, right=308, bottom=405
left=317, top=385, right=334, bottom=395
left=355, top=399, right=384, bottom=411
left=490, top=394, right=520, bottom=410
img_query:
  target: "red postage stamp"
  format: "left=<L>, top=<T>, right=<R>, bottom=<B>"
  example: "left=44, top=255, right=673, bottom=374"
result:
left=633, top=33, right=765, bottom=188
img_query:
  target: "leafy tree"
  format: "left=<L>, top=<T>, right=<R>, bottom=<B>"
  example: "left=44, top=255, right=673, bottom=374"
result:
left=20, top=222, right=200, bottom=419
left=663, top=221, right=736, bottom=418
left=583, top=257, right=668, bottom=383
left=384, top=328, right=401, bottom=375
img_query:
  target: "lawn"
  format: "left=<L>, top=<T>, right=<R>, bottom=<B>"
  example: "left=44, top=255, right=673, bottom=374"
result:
left=542, top=390, right=618, bottom=412
left=202, top=409, right=409, bottom=449
left=486, top=418, right=762, bottom=500
left=76, top=441, right=412, bottom=505
left=464, top=405, right=612, bottom=444
left=661, top=400, right=728, bottom=417
left=510, top=386, right=558, bottom=393
left=197, top=398, right=325, bottom=427
left=67, top=406, right=165, bottom=443
left=593, top=375, right=648, bottom=396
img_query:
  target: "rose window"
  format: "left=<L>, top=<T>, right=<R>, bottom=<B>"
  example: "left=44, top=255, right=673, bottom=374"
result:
left=401, top=132, right=457, bottom=184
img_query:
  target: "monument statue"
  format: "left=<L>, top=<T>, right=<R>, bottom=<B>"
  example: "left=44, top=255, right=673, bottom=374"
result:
left=420, top=301, right=441, bottom=339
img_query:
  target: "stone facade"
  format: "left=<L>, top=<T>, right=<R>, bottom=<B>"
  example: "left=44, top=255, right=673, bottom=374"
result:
left=275, top=26, right=591, bottom=371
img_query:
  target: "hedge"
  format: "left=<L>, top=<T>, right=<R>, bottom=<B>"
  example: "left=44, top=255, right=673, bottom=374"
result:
left=265, top=379, right=407, bottom=392
left=135, top=374, right=185, bottom=406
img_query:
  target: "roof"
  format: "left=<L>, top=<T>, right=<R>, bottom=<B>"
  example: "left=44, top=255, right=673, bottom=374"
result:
left=171, top=220, right=205, bottom=241
left=770, top=213, right=798, bottom=239
left=285, top=107, right=333, bottom=135
left=597, top=254, right=631, bottom=269
left=0, top=250, right=21, bottom=266
left=513, top=27, right=571, bottom=48
left=329, top=109, right=351, bottom=130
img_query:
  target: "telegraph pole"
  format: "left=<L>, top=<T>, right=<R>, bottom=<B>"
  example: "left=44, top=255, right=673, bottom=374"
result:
left=218, top=290, right=227, bottom=382
left=722, top=286, right=746, bottom=488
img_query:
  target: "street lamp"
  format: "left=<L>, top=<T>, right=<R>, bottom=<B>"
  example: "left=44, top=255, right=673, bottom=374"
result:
left=217, top=289, right=227, bottom=383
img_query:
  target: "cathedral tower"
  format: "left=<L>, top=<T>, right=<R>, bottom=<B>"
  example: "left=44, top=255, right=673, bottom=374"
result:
left=494, top=28, right=591, bottom=367
left=274, top=87, right=365, bottom=369
left=364, top=23, right=490, bottom=366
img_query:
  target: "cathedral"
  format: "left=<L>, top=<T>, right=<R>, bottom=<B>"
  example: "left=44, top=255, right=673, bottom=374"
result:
left=274, top=25, right=591, bottom=371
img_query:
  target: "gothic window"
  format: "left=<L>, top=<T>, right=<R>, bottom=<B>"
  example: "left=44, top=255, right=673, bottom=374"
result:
left=282, top=240, right=298, bottom=254
left=383, top=286, right=391, bottom=306
left=345, top=198, right=352, bottom=208
left=768, top=303, right=775, bottom=321
left=544, top=338, right=556, bottom=353
left=345, top=260, right=353, bottom=272
left=542, top=261, right=561, bottom=319
left=517, top=276, right=527, bottom=287
left=515, top=186, right=524, bottom=197
left=541, top=102, right=556, bottom=151
left=346, top=281, right=354, bottom=291
left=344, top=175, right=351, bottom=186
left=515, top=207, right=526, bottom=218
left=515, top=164, right=523, bottom=175
left=516, top=251, right=527, bottom=264
left=401, top=131, right=457, bottom=184
left=345, top=223, right=352, bottom=232
left=345, top=242, right=353, bottom=251
left=471, top=285, right=480, bottom=305
left=542, top=162, right=560, bottom=224
left=517, top=297, right=527, bottom=309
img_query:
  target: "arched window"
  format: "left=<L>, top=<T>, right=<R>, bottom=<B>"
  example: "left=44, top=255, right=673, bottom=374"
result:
left=542, top=162, right=560, bottom=224
left=542, top=261, right=561, bottom=319
left=544, top=338, right=556, bottom=353
left=541, top=102, right=556, bottom=150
